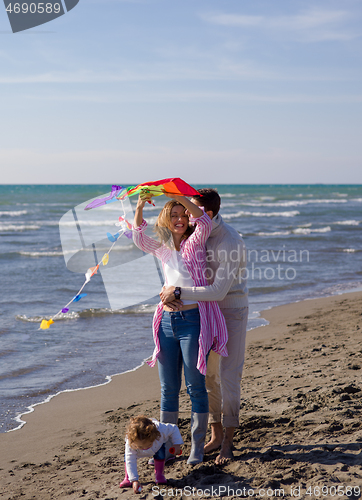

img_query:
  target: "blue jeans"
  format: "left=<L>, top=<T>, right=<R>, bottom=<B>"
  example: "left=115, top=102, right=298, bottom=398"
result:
left=158, top=309, right=208, bottom=414
left=154, top=443, right=165, bottom=460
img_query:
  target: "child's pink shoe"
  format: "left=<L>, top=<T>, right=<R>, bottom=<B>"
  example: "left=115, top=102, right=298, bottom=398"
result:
left=119, top=464, right=132, bottom=488
left=154, top=459, right=167, bottom=485
left=119, top=477, right=132, bottom=488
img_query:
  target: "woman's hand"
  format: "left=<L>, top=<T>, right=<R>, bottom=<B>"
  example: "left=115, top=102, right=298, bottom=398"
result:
left=160, top=285, right=176, bottom=303
left=134, top=196, right=144, bottom=228
left=164, top=193, right=183, bottom=200
left=139, top=191, right=154, bottom=203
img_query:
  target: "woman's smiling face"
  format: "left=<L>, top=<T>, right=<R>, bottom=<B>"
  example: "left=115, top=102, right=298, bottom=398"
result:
left=169, top=205, right=189, bottom=236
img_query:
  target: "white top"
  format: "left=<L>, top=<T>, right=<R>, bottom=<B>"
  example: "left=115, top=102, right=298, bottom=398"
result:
left=125, top=420, right=184, bottom=482
left=164, top=250, right=195, bottom=305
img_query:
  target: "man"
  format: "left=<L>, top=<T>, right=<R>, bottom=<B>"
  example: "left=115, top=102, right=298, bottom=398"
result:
left=159, top=188, right=248, bottom=464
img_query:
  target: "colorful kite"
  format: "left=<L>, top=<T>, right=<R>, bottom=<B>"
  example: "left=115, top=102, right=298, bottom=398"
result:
left=40, top=178, right=199, bottom=329
left=84, top=178, right=199, bottom=211
left=122, top=177, right=200, bottom=199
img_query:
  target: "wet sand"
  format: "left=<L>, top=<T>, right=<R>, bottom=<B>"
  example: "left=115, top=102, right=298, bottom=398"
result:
left=1, top=291, right=362, bottom=499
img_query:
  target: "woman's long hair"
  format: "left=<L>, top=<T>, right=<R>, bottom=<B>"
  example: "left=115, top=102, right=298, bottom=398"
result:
left=154, top=200, right=194, bottom=247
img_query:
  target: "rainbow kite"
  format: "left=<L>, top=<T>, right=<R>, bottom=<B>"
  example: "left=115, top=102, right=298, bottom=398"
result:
left=85, top=178, right=199, bottom=211
left=40, top=178, right=199, bottom=329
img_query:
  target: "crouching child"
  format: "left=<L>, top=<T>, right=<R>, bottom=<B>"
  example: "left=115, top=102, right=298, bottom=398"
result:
left=120, top=415, right=183, bottom=494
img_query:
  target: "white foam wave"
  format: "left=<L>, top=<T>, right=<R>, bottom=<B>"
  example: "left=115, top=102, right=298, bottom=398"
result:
left=17, top=303, right=157, bottom=324
left=334, top=220, right=360, bottom=226
left=351, top=198, right=362, bottom=202
left=225, top=210, right=299, bottom=219
left=256, top=231, right=291, bottom=236
left=18, top=250, right=73, bottom=257
left=343, top=248, right=356, bottom=253
left=59, top=219, right=121, bottom=227
left=0, top=210, right=28, bottom=217
left=292, top=226, right=331, bottom=235
left=238, top=198, right=348, bottom=208
left=0, top=224, right=40, bottom=231
left=17, top=311, right=80, bottom=323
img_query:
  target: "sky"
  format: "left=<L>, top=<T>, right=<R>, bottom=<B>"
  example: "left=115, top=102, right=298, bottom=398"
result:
left=0, top=0, right=361, bottom=185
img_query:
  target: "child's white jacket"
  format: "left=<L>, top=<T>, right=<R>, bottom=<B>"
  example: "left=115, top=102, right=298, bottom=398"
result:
left=125, top=419, right=183, bottom=482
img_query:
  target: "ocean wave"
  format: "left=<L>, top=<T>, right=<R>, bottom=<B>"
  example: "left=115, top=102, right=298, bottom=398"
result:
left=254, top=224, right=332, bottom=237
left=351, top=198, right=362, bottom=202
left=18, top=250, right=73, bottom=257
left=0, top=210, right=28, bottom=217
left=237, top=198, right=348, bottom=208
left=17, top=312, right=80, bottom=323
left=59, top=219, right=122, bottom=227
left=16, top=304, right=157, bottom=324
left=23, top=202, right=73, bottom=207
left=292, top=226, right=331, bottom=235
left=0, top=224, right=40, bottom=231
left=334, top=220, right=360, bottom=226
left=225, top=210, right=300, bottom=219
left=255, top=231, right=291, bottom=236
left=17, top=243, right=135, bottom=258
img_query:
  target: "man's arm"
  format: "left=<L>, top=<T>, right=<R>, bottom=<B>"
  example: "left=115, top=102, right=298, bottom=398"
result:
left=160, top=240, right=245, bottom=303
left=160, top=260, right=234, bottom=303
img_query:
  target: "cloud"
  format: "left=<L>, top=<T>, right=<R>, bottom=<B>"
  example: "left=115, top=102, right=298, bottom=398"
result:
left=201, top=7, right=358, bottom=42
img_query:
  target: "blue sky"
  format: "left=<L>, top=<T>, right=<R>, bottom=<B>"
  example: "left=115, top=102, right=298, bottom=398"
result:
left=0, top=0, right=361, bottom=184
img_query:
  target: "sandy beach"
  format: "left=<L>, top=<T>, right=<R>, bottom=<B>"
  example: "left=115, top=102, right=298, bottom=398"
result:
left=1, top=291, right=362, bottom=500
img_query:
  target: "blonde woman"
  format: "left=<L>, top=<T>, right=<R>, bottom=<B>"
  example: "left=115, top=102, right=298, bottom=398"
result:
left=133, top=194, right=228, bottom=464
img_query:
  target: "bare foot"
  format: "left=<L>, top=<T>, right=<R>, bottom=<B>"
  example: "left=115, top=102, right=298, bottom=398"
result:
left=204, top=437, right=222, bottom=454
left=215, top=443, right=234, bottom=465
left=215, top=427, right=235, bottom=464
left=204, top=422, right=223, bottom=454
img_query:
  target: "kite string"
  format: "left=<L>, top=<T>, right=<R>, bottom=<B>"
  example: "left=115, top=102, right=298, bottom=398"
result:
left=39, top=199, right=130, bottom=330
left=44, top=234, right=123, bottom=324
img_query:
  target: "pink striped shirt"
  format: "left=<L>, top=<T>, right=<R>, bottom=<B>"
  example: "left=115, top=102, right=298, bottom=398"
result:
left=132, top=212, right=228, bottom=375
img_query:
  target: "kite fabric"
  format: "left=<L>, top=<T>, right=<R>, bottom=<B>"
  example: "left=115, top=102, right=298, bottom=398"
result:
left=84, top=177, right=200, bottom=211
left=40, top=178, right=198, bottom=330
left=123, top=177, right=200, bottom=199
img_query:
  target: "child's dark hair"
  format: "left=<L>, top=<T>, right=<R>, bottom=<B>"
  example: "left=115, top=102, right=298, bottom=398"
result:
left=126, top=415, right=161, bottom=446
left=192, top=188, right=221, bottom=217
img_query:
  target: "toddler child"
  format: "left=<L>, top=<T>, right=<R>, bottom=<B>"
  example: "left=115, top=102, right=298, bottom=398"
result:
left=120, top=415, right=183, bottom=493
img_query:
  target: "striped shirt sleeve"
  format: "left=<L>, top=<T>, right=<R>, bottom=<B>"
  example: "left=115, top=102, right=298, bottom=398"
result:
left=132, top=219, right=161, bottom=256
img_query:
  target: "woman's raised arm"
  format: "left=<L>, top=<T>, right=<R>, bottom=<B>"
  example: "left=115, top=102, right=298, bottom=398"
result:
left=165, top=194, right=203, bottom=219
left=134, top=194, right=150, bottom=228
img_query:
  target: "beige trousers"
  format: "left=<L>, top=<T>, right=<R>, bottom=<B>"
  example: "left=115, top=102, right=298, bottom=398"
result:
left=206, top=306, right=248, bottom=428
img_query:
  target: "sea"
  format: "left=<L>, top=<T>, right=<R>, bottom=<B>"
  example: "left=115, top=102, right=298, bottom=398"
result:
left=1, top=184, right=362, bottom=433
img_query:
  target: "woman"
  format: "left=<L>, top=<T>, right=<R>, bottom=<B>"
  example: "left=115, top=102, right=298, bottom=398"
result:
left=133, top=193, right=228, bottom=465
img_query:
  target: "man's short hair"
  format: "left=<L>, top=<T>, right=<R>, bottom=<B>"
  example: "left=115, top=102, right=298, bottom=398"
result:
left=193, top=188, right=221, bottom=217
